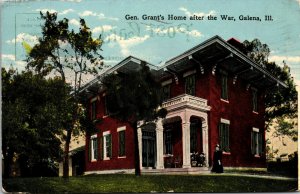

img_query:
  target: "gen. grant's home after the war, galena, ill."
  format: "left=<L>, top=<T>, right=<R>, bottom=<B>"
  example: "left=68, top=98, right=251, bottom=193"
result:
left=80, top=35, right=287, bottom=174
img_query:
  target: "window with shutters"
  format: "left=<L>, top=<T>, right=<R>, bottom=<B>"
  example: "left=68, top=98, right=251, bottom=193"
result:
left=252, top=89, right=258, bottom=112
left=251, top=128, right=263, bottom=156
left=103, top=132, right=112, bottom=160
left=90, top=135, right=98, bottom=161
left=185, top=74, right=196, bottom=96
left=219, top=119, right=230, bottom=152
left=221, top=73, right=228, bottom=100
left=118, top=127, right=126, bottom=157
left=162, top=84, right=171, bottom=101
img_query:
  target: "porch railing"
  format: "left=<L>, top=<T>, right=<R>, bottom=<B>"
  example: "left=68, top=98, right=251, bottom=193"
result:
left=162, top=94, right=210, bottom=112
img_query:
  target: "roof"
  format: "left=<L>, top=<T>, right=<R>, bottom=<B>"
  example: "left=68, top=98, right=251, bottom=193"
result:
left=81, top=35, right=287, bottom=95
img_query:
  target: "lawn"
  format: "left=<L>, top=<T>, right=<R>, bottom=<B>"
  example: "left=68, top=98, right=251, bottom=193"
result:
left=3, top=174, right=298, bottom=193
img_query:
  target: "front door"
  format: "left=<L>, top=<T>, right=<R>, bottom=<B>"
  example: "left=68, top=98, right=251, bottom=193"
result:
left=142, top=130, right=156, bottom=168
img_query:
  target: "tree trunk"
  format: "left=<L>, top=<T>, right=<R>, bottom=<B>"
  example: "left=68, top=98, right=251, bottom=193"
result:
left=131, top=121, right=141, bottom=176
left=63, top=129, right=72, bottom=179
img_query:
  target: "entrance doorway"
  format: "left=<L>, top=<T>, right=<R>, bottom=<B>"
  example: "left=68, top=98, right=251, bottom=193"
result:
left=142, top=130, right=156, bottom=168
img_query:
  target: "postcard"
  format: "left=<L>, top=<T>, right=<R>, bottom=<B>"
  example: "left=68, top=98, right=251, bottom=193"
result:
left=1, top=0, right=299, bottom=192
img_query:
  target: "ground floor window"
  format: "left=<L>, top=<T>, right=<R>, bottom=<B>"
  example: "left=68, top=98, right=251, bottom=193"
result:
left=251, top=128, right=263, bottom=156
left=90, top=135, right=98, bottom=161
left=190, top=122, right=197, bottom=153
left=118, top=127, right=126, bottom=157
left=164, top=129, right=173, bottom=155
left=103, top=132, right=112, bottom=160
left=219, top=119, right=230, bottom=152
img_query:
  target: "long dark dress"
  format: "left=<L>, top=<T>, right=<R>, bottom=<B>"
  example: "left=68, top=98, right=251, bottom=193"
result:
left=211, top=150, right=223, bottom=173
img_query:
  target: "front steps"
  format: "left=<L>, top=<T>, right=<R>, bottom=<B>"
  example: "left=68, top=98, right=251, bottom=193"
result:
left=141, top=167, right=210, bottom=175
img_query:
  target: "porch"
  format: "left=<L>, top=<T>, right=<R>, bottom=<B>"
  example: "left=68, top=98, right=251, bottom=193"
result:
left=137, top=94, right=211, bottom=172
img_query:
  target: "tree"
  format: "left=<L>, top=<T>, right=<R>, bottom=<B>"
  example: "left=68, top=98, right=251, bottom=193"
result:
left=243, top=39, right=297, bottom=141
left=102, top=63, right=167, bottom=176
left=2, top=68, right=71, bottom=177
left=26, top=11, right=103, bottom=178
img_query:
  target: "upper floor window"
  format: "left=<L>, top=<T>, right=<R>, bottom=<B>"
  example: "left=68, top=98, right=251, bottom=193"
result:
left=104, top=95, right=109, bottom=116
left=251, top=128, right=263, bottom=156
left=219, top=119, right=230, bottom=152
left=90, top=135, right=98, bottom=161
left=221, top=72, right=228, bottom=100
left=185, top=74, right=196, bottom=96
left=91, top=99, right=97, bottom=120
left=162, top=84, right=171, bottom=101
left=252, top=89, right=258, bottom=112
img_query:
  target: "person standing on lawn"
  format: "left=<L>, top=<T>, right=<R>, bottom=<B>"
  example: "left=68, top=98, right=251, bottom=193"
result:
left=211, top=144, right=223, bottom=173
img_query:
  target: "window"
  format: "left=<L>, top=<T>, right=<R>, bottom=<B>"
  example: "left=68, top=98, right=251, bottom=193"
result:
left=118, top=127, right=126, bottom=157
left=104, top=95, right=108, bottom=116
left=103, top=132, right=112, bottom=160
left=162, top=84, right=171, bottom=101
left=164, top=129, right=172, bottom=155
left=91, top=100, right=97, bottom=120
left=219, top=119, right=230, bottom=152
left=185, top=74, right=196, bottom=96
left=90, top=135, right=98, bottom=161
left=252, top=89, right=258, bottom=112
left=251, top=128, right=263, bottom=156
left=221, top=73, right=228, bottom=100
left=190, top=122, right=197, bottom=153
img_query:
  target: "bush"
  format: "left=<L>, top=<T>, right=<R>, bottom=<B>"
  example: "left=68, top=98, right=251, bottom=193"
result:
left=267, top=151, right=298, bottom=177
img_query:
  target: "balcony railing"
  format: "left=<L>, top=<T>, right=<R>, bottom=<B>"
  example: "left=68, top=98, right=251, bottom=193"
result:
left=162, top=94, right=211, bottom=112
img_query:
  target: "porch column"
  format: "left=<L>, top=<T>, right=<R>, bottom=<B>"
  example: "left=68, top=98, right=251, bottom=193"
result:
left=156, top=119, right=164, bottom=169
left=182, top=122, right=191, bottom=168
left=202, top=116, right=209, bottom=167
left=137, top=121, right=143, bottom=169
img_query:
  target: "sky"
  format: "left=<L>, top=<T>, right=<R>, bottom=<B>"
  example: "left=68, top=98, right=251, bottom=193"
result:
left=1, top=0, right=300, bottom=85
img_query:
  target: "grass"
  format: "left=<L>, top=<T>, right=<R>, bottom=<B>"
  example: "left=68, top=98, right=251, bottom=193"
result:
left=3, top=174, right=298, bottom=193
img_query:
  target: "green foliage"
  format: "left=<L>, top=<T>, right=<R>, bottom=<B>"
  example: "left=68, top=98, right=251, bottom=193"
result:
left=27, top=11, right=103, bottom=84
left=102, top=63, right=167, bottom=123
left=26, top=11, right=104, bottom=178
left=271, top=118, right=297, bottom=141
left=243, top=39, right=297, bottom=140
left=22, top=41, right=32, bottom=55
left=2, top=68, right=72, bottom=176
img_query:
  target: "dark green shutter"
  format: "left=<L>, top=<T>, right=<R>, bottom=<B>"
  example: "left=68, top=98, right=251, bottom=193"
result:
left=251, top=131, right=255, bottom=155
left=259, top=132, right=263, bottom=154
left=88, top=139, right=91, bottom=161
left=225, top=124, right=229, bottom=151
left=221, top=74, right=228, bottom=100
left=94, top=138, right=98, bottom=159
left=119, top=131, right=125, bottom=157
left=108, top=134, right=112, bottom=158
left=98, top=135, right=103, bottom=160
left=252, top=90, right=258, bottom=112
left=219, top=124, right=222, bottom=149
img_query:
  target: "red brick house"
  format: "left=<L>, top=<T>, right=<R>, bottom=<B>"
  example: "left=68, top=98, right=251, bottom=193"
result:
left=82, top=35, right=287, bottom=174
